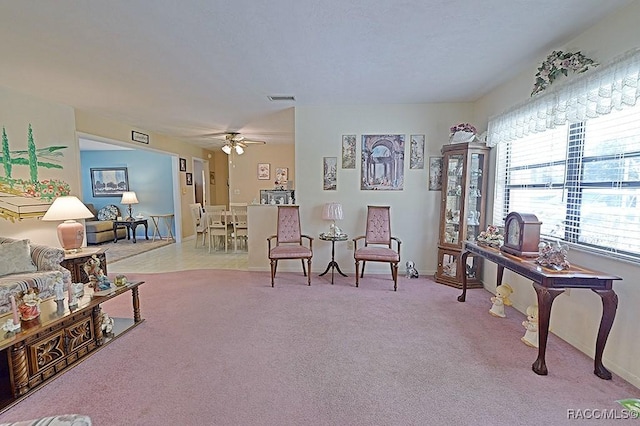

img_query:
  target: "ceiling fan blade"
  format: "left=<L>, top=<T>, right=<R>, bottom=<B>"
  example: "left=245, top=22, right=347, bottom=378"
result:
left=241, top=139, right=266, bottom=145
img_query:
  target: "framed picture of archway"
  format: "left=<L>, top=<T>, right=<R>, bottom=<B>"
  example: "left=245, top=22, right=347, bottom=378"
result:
left=360, top=134, right=405, bottom=190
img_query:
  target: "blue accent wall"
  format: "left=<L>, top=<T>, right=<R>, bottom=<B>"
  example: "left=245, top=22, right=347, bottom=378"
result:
left=81, top=150, right=175, bottom=238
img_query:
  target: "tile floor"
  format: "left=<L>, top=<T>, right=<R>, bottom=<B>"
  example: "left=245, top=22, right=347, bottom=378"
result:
left=109, top=239, right=248, bottom=273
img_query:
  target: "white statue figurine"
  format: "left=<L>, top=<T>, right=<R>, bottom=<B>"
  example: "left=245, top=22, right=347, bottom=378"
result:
left=489, top=283, right=514, bottom=318
left=521, top=305, right=539, bottom=348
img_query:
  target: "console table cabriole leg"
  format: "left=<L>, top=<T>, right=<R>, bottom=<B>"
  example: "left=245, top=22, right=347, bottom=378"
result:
left=132, top=287, right=141, bottom=323
left=592, top=287, right=618, bottom=380
left=93, top=305, right=104, bottom=345
left=10, top=341, right=29, bottom=397
left=532, top=282, right=564, bottom=376
left=457, top=250, right=471, bottom=302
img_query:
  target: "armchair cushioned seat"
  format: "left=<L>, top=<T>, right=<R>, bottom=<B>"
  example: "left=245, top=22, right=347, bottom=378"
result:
left=267, top=206, right=313, bottom=287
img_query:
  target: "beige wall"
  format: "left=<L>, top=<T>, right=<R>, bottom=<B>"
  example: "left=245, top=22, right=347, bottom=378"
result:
left=0, top=87, right=79, bottom=246
left=75, top=109, right=208, bottom=241
left=228, top=143, right=295, bottom=205
left=472, top=1, right=640, bottom=388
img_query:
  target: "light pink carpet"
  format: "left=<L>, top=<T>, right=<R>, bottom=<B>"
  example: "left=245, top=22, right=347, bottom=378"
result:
left=0, top=270, right=637, bottom=425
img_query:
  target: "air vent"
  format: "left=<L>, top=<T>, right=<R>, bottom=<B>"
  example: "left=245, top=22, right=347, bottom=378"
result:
left=268, top=95, right=295, bottom=102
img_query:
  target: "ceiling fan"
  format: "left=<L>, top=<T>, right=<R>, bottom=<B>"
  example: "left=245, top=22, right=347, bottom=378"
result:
left=207, top=132, right=266, bottom=155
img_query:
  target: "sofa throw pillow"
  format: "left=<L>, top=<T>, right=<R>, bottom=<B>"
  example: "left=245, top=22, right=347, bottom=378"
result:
left=0, top=239, right=37, bottom=277
left=97, top=205, right=119, bottom=221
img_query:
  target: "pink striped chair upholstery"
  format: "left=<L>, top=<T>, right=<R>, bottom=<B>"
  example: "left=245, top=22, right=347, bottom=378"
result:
left=267, top=206, right=313, bottom=287
left=353, top=206, right=401, bottom=291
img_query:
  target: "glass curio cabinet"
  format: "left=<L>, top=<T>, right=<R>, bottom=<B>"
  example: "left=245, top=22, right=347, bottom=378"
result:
left=435, top=141, right=490, bottom=288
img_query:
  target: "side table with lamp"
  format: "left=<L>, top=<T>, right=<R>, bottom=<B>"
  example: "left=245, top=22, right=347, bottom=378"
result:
left=319, top=203, right=348, bottom=284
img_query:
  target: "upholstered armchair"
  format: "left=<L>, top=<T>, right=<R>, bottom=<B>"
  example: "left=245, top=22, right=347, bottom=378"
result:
left=353, top=205, right=401, bottom=291
left=267, top=206, right=313, bottom=287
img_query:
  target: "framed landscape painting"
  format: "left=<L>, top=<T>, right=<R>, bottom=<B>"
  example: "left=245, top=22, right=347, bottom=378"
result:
left=90, top=167, right=129, bottom=197
left=323, top=157, right=337, bottom=190
left=410, top=134, right=425, bottom=169
left=342, top=134, right=356, bottom=169
left=360, top=134, right=404, bottom=190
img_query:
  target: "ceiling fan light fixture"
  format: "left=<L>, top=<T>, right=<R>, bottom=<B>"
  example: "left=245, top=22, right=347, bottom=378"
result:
left=221, top=144, right=232, bottom=154
left=235, top=145, right=244, bottom=155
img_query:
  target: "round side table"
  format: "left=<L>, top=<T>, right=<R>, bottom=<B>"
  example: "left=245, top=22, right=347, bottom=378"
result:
left=319, top=233, right=348, bottom=284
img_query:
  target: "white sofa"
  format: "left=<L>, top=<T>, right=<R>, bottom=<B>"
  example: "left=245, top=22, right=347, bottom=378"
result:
left=0, top=237, right=71, bottom=315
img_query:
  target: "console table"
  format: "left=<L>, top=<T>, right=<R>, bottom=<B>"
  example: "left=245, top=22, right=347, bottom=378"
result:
left=113, top=218, right=149, bottom=243
left=0, top=281, right=144, bottom=412
left=458, top=241, right=621, bottom=379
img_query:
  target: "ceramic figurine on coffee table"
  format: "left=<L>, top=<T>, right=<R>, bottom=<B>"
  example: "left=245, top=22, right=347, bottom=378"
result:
left=18, top=288, right=42, bottom=321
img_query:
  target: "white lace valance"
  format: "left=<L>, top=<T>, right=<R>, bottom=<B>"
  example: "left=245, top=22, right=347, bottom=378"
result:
left=488, top=48, right=640, bottom=146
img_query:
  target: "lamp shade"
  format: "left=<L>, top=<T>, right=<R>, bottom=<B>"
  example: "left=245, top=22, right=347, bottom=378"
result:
left=322, top=203, right=343, bottom=221
left=42, top=196, right=94, bottom=221
left=121, top=191, right=139, bottom=205
left=221, top=144, right=232, bottom=154
left=42, top=196, right=94, bottom=252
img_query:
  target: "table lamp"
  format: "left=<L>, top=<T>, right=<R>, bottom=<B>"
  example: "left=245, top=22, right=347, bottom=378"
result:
left=42, top=196, right=94, bottom=253
left=121, top=191, right=139, bottom=220
left=322, top=202, right=343, bottom=236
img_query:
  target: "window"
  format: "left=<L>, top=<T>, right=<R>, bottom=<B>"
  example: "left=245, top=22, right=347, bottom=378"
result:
left=494, top=103, right=640, bottom=259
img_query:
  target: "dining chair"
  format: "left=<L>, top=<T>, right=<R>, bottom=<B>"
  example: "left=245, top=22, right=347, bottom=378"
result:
left=204, top=205, right=231, bottom=253
left=267, top=206, right=313, bottom=287
left=353, top=205, right=401, bottom=291
left=231, top=205, right=248, bottom=251
left=188, top=203, right=207, bottom=248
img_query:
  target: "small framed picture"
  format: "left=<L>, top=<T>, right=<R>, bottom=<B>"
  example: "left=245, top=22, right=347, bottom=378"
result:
left=186, top=172, right=193, bottom=186
left=275, top=167, right=288, bottom=184
left=179, top=158, right=187, bottom=172
left=342, top=134, right=356, bottom=169
left=132, top=130, right=149, bottom=144
left=429, top=156, right=443, bottom=191
left=258, top=163, right=270, bottom=180
left=410, top=134, right=425, bottom=169
left=323, top=157, right=337, bottom=190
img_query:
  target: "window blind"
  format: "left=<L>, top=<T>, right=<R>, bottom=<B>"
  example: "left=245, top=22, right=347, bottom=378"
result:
left=494, top=103, right=640, bottom=259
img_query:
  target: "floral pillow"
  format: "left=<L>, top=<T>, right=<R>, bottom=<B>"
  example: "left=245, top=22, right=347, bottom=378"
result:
left=0, top=239, right=37, bottom=277
left=97, top=205, right=120, bottom=221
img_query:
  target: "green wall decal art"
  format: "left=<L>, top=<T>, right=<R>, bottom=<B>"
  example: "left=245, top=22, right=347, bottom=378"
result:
left=0, top=123, right=71, bottom=221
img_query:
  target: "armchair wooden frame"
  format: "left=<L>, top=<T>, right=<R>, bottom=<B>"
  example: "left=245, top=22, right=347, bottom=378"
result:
left=267, top=206, right=313, bottom=287
left=353, top=205, right=402, bottom=291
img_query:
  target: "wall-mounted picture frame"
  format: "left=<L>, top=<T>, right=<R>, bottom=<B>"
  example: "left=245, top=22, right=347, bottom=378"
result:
left=210, top=171, right=215, bottom=185
left=179, top=158, right=187, bottom=172
left=258, top=163, right=270, bottom=180
left=361, top=134, right=405, bottom=190
left=186, top=172, right=193, bottom=186
left=323, top=157, right=337, bottom=190
left=275, top=167, right=288, bottom=184
left=90, top=167, right=129, bottom=197
left=131, top=130, right=149, bottom=144
left=429, top=156, right=443, bottom=191
left=342, top=134, right=356, bottom=169
left=410, top=134, right=425, bottom=169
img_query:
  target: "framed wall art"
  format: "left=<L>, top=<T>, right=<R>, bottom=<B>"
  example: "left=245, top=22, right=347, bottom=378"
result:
left=410, top=134, right=425, bottom=169
left=258, top=163, right=270, bottom=180
left=275, top=167, right=288, bottom=184
left=179, top=158, right=187, bottom=172
left=131, top=130, right=149, bottom=144
left=342, top=134, right=356, bottom=169
left=323, top=157, right=337, bottom=190
left=361, top=134, right=405, bottom=190
left=90, top=167, right=129, bottom=197
left=186, top=172, right=193, bottom=186
left=429, top=156, right=443, bottom=191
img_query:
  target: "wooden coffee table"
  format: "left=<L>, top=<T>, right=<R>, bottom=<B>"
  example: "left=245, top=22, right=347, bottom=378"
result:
left=0, top=281, right=144, bottom=412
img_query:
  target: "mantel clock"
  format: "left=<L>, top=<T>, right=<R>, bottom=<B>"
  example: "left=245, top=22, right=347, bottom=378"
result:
left=500, top=212, right=542, bottom=257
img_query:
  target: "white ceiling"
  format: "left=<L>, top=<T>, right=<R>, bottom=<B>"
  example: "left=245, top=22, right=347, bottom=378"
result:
left=0, top=1, right=632, bottom=150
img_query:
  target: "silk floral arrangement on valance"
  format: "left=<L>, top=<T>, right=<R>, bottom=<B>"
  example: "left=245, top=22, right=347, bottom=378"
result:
left=531, top=50, right=598, bottom=96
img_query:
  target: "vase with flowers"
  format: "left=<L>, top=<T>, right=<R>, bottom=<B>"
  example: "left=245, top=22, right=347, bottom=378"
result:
left=531, top=50, right=598, bottom=96
left=449, top=123, right=477, bottom=144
